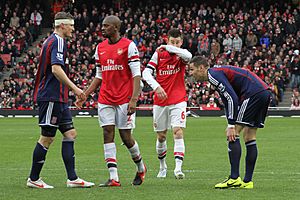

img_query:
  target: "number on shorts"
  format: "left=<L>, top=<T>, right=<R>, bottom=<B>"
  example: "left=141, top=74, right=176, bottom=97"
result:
left=181, top=111, right=185, bottom=120
left=127, top=115, right=132, bottom=122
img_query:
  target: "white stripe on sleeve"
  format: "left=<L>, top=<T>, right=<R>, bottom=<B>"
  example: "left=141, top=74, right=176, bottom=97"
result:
left=128, top=42, right=141, bottom=77
left=208, top=71, right=219, bottom=86
left=223, top=91, right=234, bottom=119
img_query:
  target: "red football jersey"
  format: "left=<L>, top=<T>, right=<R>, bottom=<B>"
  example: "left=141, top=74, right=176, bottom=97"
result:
left=95, top=38, right=140, bottom=105
left=148, top=49, right=187, bottom=106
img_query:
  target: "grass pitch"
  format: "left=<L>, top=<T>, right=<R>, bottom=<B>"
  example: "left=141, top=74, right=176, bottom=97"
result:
left=0, top=117, right=300, bottom=200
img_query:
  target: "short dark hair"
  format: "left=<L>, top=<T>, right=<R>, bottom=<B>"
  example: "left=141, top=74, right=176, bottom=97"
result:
left=190, top=56, right=209, bottom=68
left=54, top=12, right=74, bottom=20
left=168, top=28, right=182, bottom=38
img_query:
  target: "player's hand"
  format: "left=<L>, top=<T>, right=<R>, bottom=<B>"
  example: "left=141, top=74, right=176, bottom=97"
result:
left=74, top=88, right=86, bottom=101
left=226, top=127, right=236, bottom=142
left=75, top=98, right=85, bottom=109
left=155, top=86, right=168, bottom=100
left=127, top=98, right=137, bottom=115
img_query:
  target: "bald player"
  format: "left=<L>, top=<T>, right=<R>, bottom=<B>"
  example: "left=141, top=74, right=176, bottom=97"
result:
left=76, top=15, right=146, bottom=187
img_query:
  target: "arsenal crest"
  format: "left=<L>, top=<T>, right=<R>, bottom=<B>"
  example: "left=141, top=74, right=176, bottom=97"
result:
left=117, top=48, right=123, bottom=55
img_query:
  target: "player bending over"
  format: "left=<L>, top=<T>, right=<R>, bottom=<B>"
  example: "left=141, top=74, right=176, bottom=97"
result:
left=189, top=56, right=271, bottom=189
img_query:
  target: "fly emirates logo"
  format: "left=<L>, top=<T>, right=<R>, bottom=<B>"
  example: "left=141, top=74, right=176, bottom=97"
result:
left=102, top=59, right=124, bottom=71
left=159, top=65, right=180, bottom=76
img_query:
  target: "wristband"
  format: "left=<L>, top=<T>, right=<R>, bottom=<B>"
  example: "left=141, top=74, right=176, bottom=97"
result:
left=227, top=124, right=235, bottom=129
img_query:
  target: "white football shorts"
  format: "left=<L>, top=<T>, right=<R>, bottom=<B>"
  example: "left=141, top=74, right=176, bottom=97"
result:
left=98, top=103, right=136, bottom=129
left=153, top=101, right=187, bottom=132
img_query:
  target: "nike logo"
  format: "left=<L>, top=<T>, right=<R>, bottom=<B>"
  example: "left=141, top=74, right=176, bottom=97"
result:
left=30, top=181, right=44, bottom=188
left=70, top=181, right=85, bottom=185
left=100, top=52, right=106, bottom=55
left=227, top=181, right=241, bottom=187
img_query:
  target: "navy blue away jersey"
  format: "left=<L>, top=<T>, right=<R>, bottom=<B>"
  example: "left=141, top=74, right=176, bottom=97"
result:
left=33, top=33, right=68, bottom=103
left=208, top=65, right=269, bottom=124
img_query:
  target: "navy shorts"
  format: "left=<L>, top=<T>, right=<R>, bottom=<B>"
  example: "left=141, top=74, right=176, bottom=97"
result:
left=236, top=90, right=271, bottom=128
left=38, top=101, right=73, bottom=136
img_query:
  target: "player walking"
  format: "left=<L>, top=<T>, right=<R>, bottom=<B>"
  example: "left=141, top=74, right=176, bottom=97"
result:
left=76, top=15, right=146, bottom=186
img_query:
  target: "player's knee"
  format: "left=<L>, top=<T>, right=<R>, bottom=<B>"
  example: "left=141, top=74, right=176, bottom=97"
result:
left=103, top=126, right=115, bottom=143
left=59, top=123, right=75, bottom=134
left=63, top=129, right=77, bottom=140
left=243, top=127, right=257, bottom=142
left=244, top=134, right=256, bottom=143
left=39, top=136, right=55, bottom=147
left=173, top=127, right=183, bottom=139
left=157, top=131, right=167, bottom=142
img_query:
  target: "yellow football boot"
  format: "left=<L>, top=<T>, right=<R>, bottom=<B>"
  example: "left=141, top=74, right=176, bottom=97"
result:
left=215, top=177, right=242, bottom=189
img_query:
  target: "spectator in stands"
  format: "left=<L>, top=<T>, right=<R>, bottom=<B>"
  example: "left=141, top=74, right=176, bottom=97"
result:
left=206, top=97, right=217, bottom=108
left=197, top=33, right=210, bottom=55
left=210, top=38, right=220, bottom=57
left=245, top=30, right=257, bottom=49
left=222, top=34, right=232, bottom=51
left=10, top=12, right=20, bottom=28
left=232, top=33, right=243, bottom=52
left=260, top=33, right=270, bottom=48
left=290, top=52, right=300, bottom=89
left=290, top=98, right=300, bottom=110
left=30, top=10, right=42, bottom=35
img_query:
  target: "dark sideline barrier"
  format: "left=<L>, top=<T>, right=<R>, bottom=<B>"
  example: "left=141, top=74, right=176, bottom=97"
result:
left=0, top=109, right=300, bottom=117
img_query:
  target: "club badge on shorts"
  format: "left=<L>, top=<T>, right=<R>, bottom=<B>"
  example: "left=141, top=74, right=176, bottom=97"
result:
left=51, top=116, right=57, bottom=124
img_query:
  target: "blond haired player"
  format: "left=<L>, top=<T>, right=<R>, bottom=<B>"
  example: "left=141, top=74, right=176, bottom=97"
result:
left=27, top=12, right=94, bottom=189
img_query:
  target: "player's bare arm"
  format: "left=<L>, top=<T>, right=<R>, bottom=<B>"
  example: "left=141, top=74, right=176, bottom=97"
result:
left=52, top=64, right=85, bottom=99
left=84, top=78, right=102, bottom=97
left=75, top=63, right=102, bottom=108
left=128, top=75, right=141, bottom=115
left=75, top=77, right=102, bottom=108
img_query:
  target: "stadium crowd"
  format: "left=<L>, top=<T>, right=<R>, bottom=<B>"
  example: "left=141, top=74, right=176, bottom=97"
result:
left=0, top=0, right=300, bottom=110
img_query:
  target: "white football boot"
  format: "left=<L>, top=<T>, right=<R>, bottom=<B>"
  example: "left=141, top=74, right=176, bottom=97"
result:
left=67, top=177, right=95, bottom=188
left=174, top=170, right=185, bottom=179
left=27, top=178, right=54, bottom=189
left=157, top=168, right=167, bottom=178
